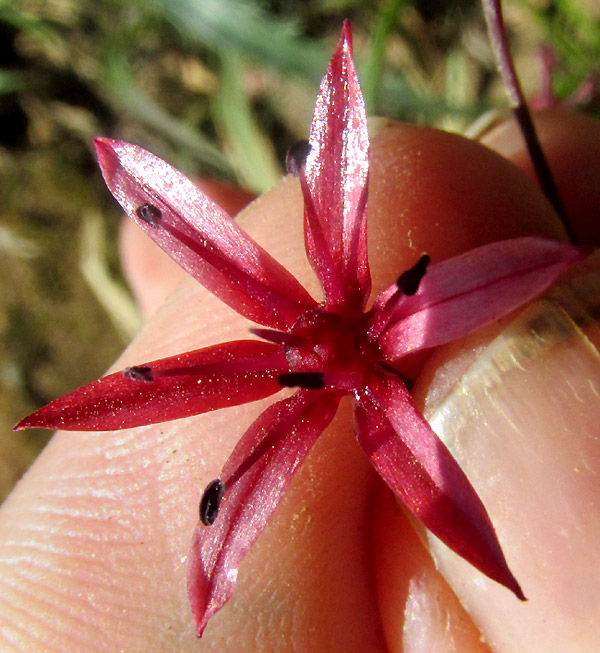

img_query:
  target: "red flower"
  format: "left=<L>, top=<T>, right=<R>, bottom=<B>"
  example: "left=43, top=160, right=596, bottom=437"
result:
left=17, top=23, right=588, bottom=636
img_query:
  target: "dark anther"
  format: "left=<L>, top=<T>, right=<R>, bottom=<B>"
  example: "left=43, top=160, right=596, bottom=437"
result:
left=278, top=372, right=325, bottom=389
left=200, top=479, right=225, bottom=526
left=135, top=203, right=162, bottom=227
left=122, top=365, right=154, bottom=382
left=285, top=140, right=311, bottom=176
left=397, top=254, right=431, bottom=296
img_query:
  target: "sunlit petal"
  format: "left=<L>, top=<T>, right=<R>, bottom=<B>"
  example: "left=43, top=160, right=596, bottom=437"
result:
left=355, top=372, right=525, bottom=599
left=377, top=238, right=588, bottom=358
left=188, top=390, right=340, bottom=636
left=96, top=138, right=316, bottom=329
left=303, top=21, right=370, bottom=310
left=16, top=341, right=288, bottom=431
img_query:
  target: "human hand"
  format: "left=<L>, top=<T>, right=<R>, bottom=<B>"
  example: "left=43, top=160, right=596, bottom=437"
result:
left=1, top=112, right=599, bottom=651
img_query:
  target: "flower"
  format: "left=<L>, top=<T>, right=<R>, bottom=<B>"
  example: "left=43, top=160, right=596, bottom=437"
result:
left=17, top=22, right=588, bottom=637
left=530, top=46, right=598, bottom=112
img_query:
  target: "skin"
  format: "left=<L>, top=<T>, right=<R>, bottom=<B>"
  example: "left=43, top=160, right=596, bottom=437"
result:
left=1, top=111, right=599, bottom=651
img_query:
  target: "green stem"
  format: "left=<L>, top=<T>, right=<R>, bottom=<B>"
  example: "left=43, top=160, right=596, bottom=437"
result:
left=363, top=0, right=406, bottom=113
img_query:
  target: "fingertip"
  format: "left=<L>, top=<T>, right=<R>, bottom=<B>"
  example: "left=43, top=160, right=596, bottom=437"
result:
left=412, top=255, right=600, bottom=649
left=372, top=487, right=492, bottom=653
left=481, top=108, right=600, bottom=245
left=365, top=122, right=566, bottom=296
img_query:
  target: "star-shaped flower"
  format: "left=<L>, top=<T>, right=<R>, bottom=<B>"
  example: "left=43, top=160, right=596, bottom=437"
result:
left=17, top=22, right=588, bottom=637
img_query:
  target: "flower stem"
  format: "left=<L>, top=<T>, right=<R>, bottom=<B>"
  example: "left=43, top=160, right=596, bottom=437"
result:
left=482, top=0, right=576, bottom=244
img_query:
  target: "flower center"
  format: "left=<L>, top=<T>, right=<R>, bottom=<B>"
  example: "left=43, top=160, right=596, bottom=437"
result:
left=284, top=308, right=380, bottom=392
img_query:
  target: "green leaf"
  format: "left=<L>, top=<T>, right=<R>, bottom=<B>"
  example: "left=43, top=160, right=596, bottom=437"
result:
left=103, top=53, right=233, bottom=178
left=0, top=70, right=26, bottom=94
left=362, top=0, right=407, bottom=112
left=147, top=0, right=329, bottom=82
left=214, top=50, right=281, bottom=193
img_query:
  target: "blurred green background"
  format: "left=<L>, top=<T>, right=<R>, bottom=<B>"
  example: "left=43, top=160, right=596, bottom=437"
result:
left=1, top=0, right=598, bottom=500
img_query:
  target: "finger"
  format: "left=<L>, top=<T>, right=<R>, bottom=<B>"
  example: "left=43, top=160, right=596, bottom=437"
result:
left=0, top=122, right=563, bottom=650
left=411, top=254, right=600, bottom=651
left=397, top=110, right=600, bottom=650
left=480, top=108, right=600, bottom=245
left=373, top=488, right=492, bottom=653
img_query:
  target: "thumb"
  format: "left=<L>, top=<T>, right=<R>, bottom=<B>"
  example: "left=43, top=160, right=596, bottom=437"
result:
left=413, top=252, right=600, bottom=651
left=480, top=108, right=600, bottom=246
left=375, top=110, right=600, bottom=652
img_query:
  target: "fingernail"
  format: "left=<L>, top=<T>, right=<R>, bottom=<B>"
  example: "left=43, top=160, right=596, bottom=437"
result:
left=422, top=255, right=600, bottom=650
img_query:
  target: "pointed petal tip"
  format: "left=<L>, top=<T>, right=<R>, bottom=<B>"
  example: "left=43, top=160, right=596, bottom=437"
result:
left=14, top=412, right=48, bottom=431
left=14, top=411, right=63, bottom=432
left=93, top=136, right=127, bottom=149
left=13, top=418, right=28, bottom=431
left=93, top=137, right=120, bottom=182
left=341, top=19, right=352, bottom=47
left=508, top=575, right=527, bottom=602
left=93, top=137, right=135, bottom=179
left=476, top=537, right=527, bottom=602
left=486, top=560, right=526, bottom=600
left=93, top=135, right=110, bottom=147
left=337, top=21, right=353, bottom=59
left=195, top=620, right=208, bottom=639
left=187, top=556, right=217, bottom=639
left=562, top=242, right=593, bottom=264
left=93, top=136, right=116, bottom=158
